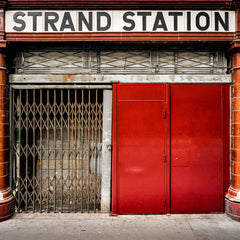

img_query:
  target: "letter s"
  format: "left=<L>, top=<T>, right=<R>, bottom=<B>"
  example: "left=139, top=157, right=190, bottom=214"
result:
left=13, top=12, right=26, bottom=31
left=123, top=12, right=135, bottom=31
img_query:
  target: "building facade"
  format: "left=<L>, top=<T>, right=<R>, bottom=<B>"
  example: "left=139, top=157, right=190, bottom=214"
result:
left=0, top=0, right=240, bottom=221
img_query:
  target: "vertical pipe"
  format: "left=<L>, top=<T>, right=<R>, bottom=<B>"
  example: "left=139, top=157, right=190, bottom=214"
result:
left=0, top=48, right=15, bottom=221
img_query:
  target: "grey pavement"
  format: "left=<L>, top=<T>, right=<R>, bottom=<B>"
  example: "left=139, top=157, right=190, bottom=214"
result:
left=1, top=213, right=240, bottom=240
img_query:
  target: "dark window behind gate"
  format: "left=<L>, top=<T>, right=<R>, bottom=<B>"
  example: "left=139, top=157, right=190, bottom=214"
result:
left=10, top=88, right=103, bottom=213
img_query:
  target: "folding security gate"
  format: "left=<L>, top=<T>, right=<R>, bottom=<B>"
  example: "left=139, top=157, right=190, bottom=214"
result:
left=10, top=87, right=103, bottom=213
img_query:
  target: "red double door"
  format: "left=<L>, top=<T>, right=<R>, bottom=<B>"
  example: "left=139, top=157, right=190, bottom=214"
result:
left=112, top=83, right=229, bottom=214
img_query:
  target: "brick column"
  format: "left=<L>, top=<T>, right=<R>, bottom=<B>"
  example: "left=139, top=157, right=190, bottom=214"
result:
left=0, top=45, right=14, bottom=222
left=226, top=46, right=240, bottom=221
left=225, top=7, right=240, bottom=222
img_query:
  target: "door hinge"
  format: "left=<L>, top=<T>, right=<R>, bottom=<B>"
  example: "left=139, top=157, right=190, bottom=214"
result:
left=164, top=199, right=167, bottom=208
left=163, top=109, right=166, bottom=119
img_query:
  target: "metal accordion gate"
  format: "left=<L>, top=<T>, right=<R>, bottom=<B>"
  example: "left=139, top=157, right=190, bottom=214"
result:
left=10, top=87, right=103, bottom=213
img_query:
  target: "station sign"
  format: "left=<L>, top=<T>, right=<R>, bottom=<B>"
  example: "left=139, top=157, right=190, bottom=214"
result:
left=5, top=10, right=235, bottom=32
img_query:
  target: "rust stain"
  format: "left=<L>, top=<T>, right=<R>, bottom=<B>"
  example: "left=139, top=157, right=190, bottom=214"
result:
left=63, top=74, right=75, bottom=82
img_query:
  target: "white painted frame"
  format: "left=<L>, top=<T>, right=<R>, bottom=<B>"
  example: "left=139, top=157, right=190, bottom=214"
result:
left=10, top=74, right=231, bottom=84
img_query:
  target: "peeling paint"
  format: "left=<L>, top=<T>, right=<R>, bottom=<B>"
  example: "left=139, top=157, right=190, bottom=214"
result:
left=0, top=191, right=3, bottom=201
left=101, top=90, right=112, bottom=213
left=237, top=191, right=240, bottom=200
left=10, top=74, right=231, bottom=84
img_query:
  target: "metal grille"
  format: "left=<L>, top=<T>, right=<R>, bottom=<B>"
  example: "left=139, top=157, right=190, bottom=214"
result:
left=97, top=51, right=151, bottom=74
left=11, top=48, right=228, bottom=75
left=10, top=88, right=103, bottom=213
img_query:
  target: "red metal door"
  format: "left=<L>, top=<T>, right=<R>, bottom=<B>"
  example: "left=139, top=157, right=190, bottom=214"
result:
left=171, top=84, right=228, bottom=213
left=112, top=83, right=228, bottom=215
left=112, top=84, right=168, bottom=214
